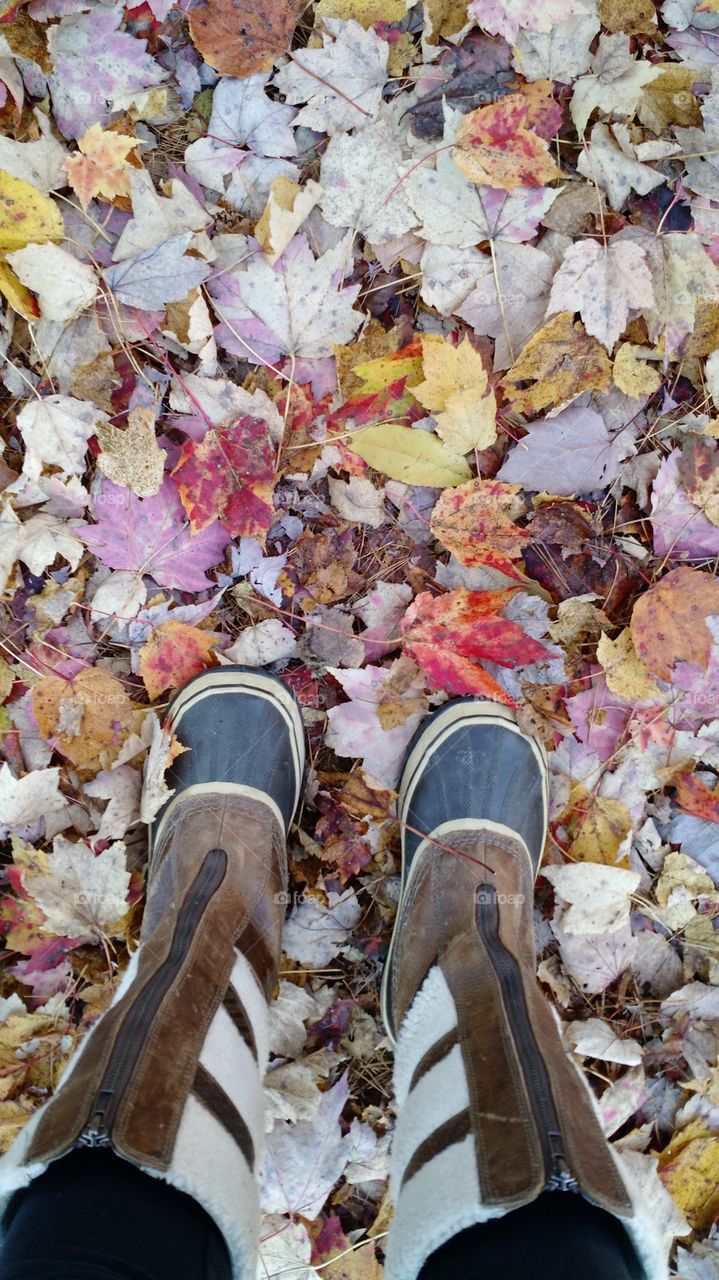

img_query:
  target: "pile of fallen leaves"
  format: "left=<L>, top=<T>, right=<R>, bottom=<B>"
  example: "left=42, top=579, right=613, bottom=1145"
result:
left=1, top=0, right=719, bottom=1270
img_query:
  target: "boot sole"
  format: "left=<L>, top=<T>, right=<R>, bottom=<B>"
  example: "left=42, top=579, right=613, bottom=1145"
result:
left=380, top=700, right=550, bottom=1042
left=150, top=667, right=306, bottom=856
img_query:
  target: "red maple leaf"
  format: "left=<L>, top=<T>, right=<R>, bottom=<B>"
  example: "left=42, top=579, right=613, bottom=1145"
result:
left=401, top=588, right=551, bottom=704
left=173, top=414, right=276, bottom=541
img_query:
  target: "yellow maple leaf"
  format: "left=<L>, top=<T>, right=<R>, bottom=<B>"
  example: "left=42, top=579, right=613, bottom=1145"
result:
left=64, top=123, right=141, bottom=211
left=413, top=335, right=497, bottom=454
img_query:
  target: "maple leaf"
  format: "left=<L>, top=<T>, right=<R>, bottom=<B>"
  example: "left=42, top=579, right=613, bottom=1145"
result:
left=467, top=0, right=591, bottom=42
left=96, top=406, right=167, bottom=498
left=15, top=394, right=106, bottom=481
left=20, top=838, right=130, bottom=943
left=630, top=566, right=719, bottom=681
left=401, top=588, right=550, bottom=703
left=189, top=0, right=300, bottom=77
left=209, top=234, right=362, bottom=368
left=674, top=772, right=719, bottom=824
left=32, top=668, right=141, bottom=773
left=103, top=232, right=210, bottom=311
left=576, top=122, right=664, bottom=210
left=570, top=33, right=661, bottom=136
left=407, top=135, right=558, bottom=248
left=48, top=7, right=167, bottom=140
left=173, top=415, right=277, bottom=541
left=500, top=311, right=612, bottom=415
left=0, top=765, right=68, bottom=839
left=512, top=12, right=600, bottom=83
left=413, top=335, right=497, bottom=454
left=139, top=621, right=217, bottom=700
left=451, top=240, right=555, bottom=371
left=455, top=81, right=563, bottom=190
left=79, top=478, right=229, bottom=592
left=497, top=404, right=635, bottom=494
left=274, top=19, right=389, bottom=133
left=650, top=449, right=719, bottom=561
left=325, top=658, right=427, bottom=786
left=320, top=120, right=419, bottom=244
left=429, top=478, right=530, bottom=580
left=547, top=237, right=654, bottom=350
left=6, top=244, right=97, bottom=324
left=64, top=123, right=140, bottom=210
left=0, top=170, right=63, bottom=254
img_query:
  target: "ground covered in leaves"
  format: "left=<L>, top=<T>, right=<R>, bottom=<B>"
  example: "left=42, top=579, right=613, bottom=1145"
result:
left=1, top=0, right=719, bottom=1272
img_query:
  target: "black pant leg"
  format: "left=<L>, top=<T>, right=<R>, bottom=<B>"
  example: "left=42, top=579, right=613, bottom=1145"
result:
left=1, top=1147, right=232, bottom=1280
left=417, top=1192, right=644, bottom=1280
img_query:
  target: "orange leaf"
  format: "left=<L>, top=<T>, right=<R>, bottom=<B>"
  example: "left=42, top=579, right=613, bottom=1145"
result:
left=674, top=772, right=719, bottom=824
left=630, top=566, right=719, bottom=681
left=139, top=621, right=217, bottom=701
left=189, top=0, right=300, bottom=76
left=455, top=82, right=563, bottom=190
left=64, top=124, right=140, bottom=211
left=430, top=478, right=530, bottom=580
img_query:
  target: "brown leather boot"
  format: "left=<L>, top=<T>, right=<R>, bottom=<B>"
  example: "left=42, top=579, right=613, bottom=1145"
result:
left=381, top=700, right=667, bottom=1280
left=0, top=668, right=305, bottom=1278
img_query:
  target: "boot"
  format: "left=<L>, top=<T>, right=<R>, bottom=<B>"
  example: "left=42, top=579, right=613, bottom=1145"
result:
left=381, top=700, right=665, bottom=1280
left=0, top=667, right=305, bottom=1278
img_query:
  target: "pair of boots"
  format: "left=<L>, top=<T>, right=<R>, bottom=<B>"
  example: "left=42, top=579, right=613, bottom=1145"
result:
left=0, top=670, right=664, bottom=1278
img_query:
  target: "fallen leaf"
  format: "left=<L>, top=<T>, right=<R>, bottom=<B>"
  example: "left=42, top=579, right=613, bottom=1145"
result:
left=596, top=629, right=660, bottom=700
left=328, top=475, right=387, bottom=528
left=570, top=33, right=661, bottom=136
left=96, top=406, right=167, bottom=498
left=21, top=838, right=130, bottom=943
left=32, top=668, right=140, bottom=772
left=139, top=620, right=217, bottom=700
left=630, top=567, right=719, bottom=681
left=413, top=336, right=497, bottom=453
left=261, top=1071, right=350, bottom=1217
left=282, top=893, right=362, bottom=968
left=15, top=395, right=106, bottom=482
left=274, top=19, right=388, bottom=133
left=674, top=773, right=719, bottom=824
left=401, top=588, right=550, bottom=702
left=79, top=478, right=229, bottom=592
left=350, top=422, right=472, bottom=486
left=497, top=404, right=634, bottom=494
left=325, top=659, right=427, bottom=786
left=189, top=0, right=300, bottom=77
left=0, top=169, right=63, bottom=253
left=467, top=0, right=590, bottom=43
left=569, top=795, right=632, bottom=866
left=455, top=82, right=562, bottom=189
left=577, top=122, right=665, bottom=212
left=659, top=1122, right=719, bottom=1230
left=63, top=123, right=140, bottom=210
left=223, top=618, right=298, bottom=667
left=565, top=1017, right=643, bottom=1064
left=0, top=764, right=68, bottom=838
left=6, top=243, right=98, bottom=323
left=650, top=448, right=719, bottom=561
left=543, top=862, right=640, bottom=933
left=429, top=478, right=530, bottom=579
left=612, top=342, right=662, bottom=397
left=103, top=232, right=209, bottom=311
left=500, top=312, right=612, bottom=415
left=454, top=240, right=555, bottom=370
left=209, top=234, right=362, bottom=369
left=255, top=177, right=321, bottom=263
left=677, top=436, right=719, bottom=526
left=547, top=237, right=654, bottom=351
left=173, top=415, right=276, bottom=541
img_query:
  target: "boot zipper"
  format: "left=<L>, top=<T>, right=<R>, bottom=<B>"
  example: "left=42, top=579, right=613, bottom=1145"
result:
left=77, top=848, right=227, bottom=1149
left=475, top=884, right=579, bottom=1193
